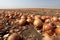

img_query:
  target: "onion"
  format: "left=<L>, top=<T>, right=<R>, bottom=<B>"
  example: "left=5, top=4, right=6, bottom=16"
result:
left=55, top=27, right=60, bottom=35
left=45, top=19, right=51, bottom=23
left=8, top=33, right=20, bottom=40
left=45, top=16, right=51, bottom=19
left=30, top=14, right=35, bottom=19
left=41, top=16, right=46, bottom=21
left=51, top=16, right=58, bottom=22
left=33, top=19, right=43, bottom=29
left=27, top=15, right=31, bottom=19
left=45, top=30, right=54, bottom=36
left=26, top=14, right=33, bottom=24
left=34, top=15, right=41, bottom=19
left=43, top=23, right=53, bottom=31
left=55, top=22, right=60, bottom=28
left=18, top=13, right=23, bottom=18
left=41, top=16, right=51, bottom=21
left=58, top=17, right=60, bottom=21
left=27, top=18, right=33, bottom=24
left=18, top=15, right=27, bottom=26
left=56, top=25, right=60, bottom=28
left=18, top=19, right=26, bottom=26
left=21, top=15, right=26, bottom=19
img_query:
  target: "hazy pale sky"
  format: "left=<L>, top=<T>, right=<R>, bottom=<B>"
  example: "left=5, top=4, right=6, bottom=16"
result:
left=0, top=0, right=60, bottom=8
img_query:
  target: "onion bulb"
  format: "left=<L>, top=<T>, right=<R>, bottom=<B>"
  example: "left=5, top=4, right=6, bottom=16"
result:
left=58, top=17, right=60, bottom=21
left=43, top=23, right=53, bottom=31
left=45, top=19, right=51, bottom=23
left=45, top=30, right=54, bottom=36
left=27, top=18, right=33, bottom=24
left=55, top=22, right=60, bottom=28
left=55, top=27, right=60, bottom=35
left=41, top=16, right=51, bottom=21
left=18, top=19, right=26, bottom=26
left=30, top=14, right=35, bottom=19
left=34, top=15, right=41, bottom=19
left=33, top=19, right=43, bottom=28
left=21, top=15, right=26, bottom=19
left=51, top=16, right=58, bottom=22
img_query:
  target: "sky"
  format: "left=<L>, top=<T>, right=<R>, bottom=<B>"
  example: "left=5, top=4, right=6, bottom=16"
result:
left=0, top=0, right=60, bottom=9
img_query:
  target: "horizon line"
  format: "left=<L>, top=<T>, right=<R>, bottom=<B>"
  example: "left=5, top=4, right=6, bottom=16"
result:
left=0, top=7, right=60, bottom=9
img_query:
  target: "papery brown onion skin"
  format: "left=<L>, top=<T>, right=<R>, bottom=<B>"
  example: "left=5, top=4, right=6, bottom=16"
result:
left=51, top=16, right=58, bottom=22
left=54, top=22, right=60, bottom=28
left=21, top=15, right=26, bottom=19
left=43, top=23, right=53, bottom=31
left=44, top=30, right=54, bottom=36
left=45, top=19, right=51, bottom=23
left=41, top=16, right=51, bottom=21
left=30, top=14, right=35, bottom=19
left=27, top=18, right=33, bottom=24
left=18, top=19, right=26, bottom=26
left=33, top=19, right=43, bottom=29
left=58, top=17, right=60, bottom=21
left=34, top=15, right=41, bottom=19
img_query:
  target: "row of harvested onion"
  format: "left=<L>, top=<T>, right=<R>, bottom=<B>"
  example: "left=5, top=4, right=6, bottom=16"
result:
left=14, top=14, right=60, bottom=36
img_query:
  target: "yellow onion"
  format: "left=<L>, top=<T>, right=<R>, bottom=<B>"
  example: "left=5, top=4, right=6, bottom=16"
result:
left=45, top=30, right=54, bottom=36
left=41, top=16, right=51, bottom=21
left=18, top=19, right=26, bottom=26
left=30, top=14, right=35, bottom=18
left=33, top=19, right=43, bottom=28
left=45, top=19, right=51, bottom=23
left=56, top=25, right=60, bottom=28
left=55, top=22, right=60, bottom=28
left=58, top=17, right=60, bottom=21
left=55, top=27, right=60, bottom=35
left=18, top=13, right=23, bottom=18
left=27, top=18, right=33, bottom=24
left=51, top=16, right=58, bottom=22
left=45, top=16, right=51, bottom=19
left=41, top=16, right=46, bottom=21
left=27, top=14, right=31, bottom=19
left=34, top=15, right=41, bottom=19
left=21, top=15, right=26, bottom=19
left=43, top=23, right=53, bottom=31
